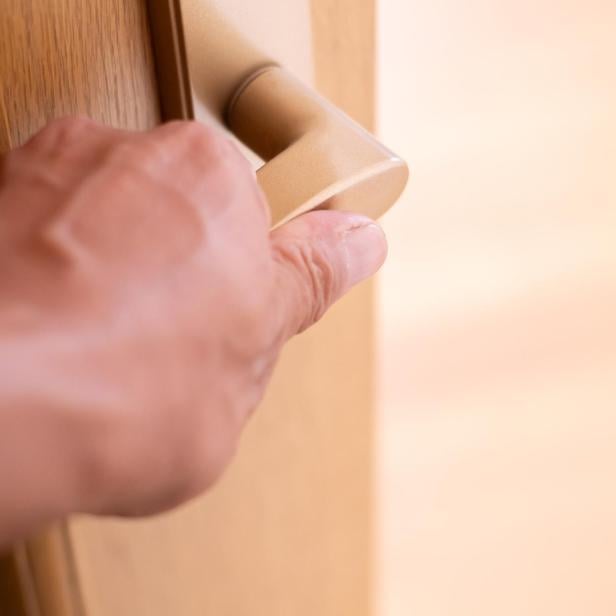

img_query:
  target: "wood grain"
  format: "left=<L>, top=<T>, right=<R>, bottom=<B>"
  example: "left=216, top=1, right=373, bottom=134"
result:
left=0, top=0, right=159, bottom=151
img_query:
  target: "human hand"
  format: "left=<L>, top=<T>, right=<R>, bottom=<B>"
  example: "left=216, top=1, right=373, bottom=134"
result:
left=0, top=117, right=387, bottom=539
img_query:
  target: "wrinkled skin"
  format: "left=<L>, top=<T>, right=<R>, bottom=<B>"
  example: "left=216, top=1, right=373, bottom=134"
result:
left=0, top=117, right=387, bottom=545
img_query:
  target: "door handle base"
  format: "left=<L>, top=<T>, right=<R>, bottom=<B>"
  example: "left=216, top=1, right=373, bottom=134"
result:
left=147, top=0, right=408, bottom=225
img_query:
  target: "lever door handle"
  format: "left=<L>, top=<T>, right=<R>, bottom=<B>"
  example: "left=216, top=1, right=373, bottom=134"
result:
left=148, top=1, right=408, bottom=226
left=227, top=65, right=408, bottom=225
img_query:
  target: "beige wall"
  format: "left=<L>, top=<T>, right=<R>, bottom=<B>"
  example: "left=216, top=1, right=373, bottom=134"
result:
left=376, top=2, right=616, bottom=615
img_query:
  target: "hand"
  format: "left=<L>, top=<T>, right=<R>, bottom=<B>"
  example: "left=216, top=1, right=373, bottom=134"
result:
left=0, top=117, right=387, bottom=540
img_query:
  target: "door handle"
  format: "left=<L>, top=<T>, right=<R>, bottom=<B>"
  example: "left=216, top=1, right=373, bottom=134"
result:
left=148, top=1, right=408, bottom=226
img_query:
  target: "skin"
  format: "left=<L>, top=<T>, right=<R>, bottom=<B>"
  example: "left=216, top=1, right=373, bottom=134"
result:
left=0, top=117, right=387, bottom=547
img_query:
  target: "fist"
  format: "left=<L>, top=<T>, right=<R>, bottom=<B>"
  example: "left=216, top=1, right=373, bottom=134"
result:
left=0, top=117, right=387, bottom=521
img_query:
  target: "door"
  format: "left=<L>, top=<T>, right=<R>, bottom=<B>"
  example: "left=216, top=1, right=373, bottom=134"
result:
left=0, top=1, right=377, bottom=614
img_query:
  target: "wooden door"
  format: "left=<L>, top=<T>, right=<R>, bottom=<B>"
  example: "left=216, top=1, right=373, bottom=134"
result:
left=0, top=1, right=376, bottom=615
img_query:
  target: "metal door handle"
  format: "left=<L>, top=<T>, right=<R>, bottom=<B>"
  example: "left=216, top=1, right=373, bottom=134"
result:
left=148, top=1, right=408, bottom=226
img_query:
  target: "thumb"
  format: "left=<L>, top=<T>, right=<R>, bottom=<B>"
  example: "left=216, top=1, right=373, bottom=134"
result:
left=270, top=210, right=388, bottom=339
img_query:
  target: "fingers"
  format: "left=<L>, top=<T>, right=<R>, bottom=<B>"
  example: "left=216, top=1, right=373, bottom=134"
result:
left=2, top=117, right=270, bottom=267
left=270, top=210, right=388, bottom=340
left=5, top=117, right=129, bottom=183
left=11, top=117, right=267, bottom=225
left=145, top=121, right=270, bottom=225
left=0, top=118, right=134, bottom=250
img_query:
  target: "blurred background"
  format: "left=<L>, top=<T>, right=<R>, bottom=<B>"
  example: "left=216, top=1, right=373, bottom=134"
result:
left=376, top=1, right=616, bottom=614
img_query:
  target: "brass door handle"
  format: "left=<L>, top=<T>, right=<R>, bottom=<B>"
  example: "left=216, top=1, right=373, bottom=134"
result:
left=148, top=0, right=408, bottom=226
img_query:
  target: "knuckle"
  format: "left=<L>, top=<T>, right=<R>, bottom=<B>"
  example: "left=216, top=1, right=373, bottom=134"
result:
left=167, top=121, right=219, bottom=153
left=18, top=117, right=98, bottom=166
left=190, top=126, right=236, bottom=164
left=105, top=139, right=165, bottom=179
left=168, top=121, right=243, bottom=165
left=278, top=239, right=338, bottom=329
left=38, top=116, right=94, bottom=146
left=172, top=120, right=213, bottom=142
left=106, top=139, right=142, bottom=168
